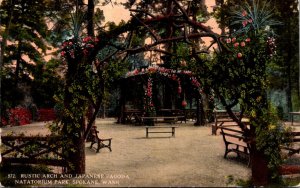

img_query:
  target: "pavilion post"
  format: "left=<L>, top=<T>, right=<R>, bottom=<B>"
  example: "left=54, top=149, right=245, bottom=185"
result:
left=194, top=94, right=205, bottom=126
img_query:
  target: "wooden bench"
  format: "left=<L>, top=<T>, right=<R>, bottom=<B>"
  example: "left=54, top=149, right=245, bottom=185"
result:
left=185, top=109, right=197, bottom=121
left=212, top=110, right=245, bottom=135
left=87, top=126, right=112, bottom=153
left=289, top=111, right=300, bottom=126
left=281, top=131, right=300, bottom=156
left=171, top=110, right=187, bottom=123
left=220, top=126, right=251, bottom=166
left=158, top=109, right=187, bottom=122
left=141, top=116, right=184, bottom=125
left=145, top=126, right=178, bottom=138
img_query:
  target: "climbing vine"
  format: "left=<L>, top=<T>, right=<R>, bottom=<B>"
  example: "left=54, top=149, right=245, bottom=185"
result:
left=211, top=1, right=287, bottom=182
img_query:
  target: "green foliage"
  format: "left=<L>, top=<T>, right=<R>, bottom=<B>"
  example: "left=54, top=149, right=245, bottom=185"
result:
left=212, top=30, right=271, bottom=112
left=31, top=59, right=64, bottom=108
left=102, top=59, right=129, bottom=112
left=272, top=0, right=299, bottom=112
left=230, top=1, right=282, bottom=35
left=212, top=0, right=278, bottom=113
left=0, top=0, right=66, bottom=121
left=53, top=33, right=104, bottom=129
left=212, top=0, right=287, bottom=180
left=213, top=0, right=299, bottom=114
left=253, top=105, right=288, bottom=176
left=0, top=0, right=50, bottom=81
left=1, top=75, right=24, bottom=115
left=70, top=8, right=86, bottom=39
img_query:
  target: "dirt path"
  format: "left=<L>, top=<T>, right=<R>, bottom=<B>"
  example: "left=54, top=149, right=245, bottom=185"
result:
left=1, top=119, right=251, bottom=187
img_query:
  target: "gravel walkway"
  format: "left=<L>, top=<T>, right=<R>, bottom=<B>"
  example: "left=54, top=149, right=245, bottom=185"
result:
left=1, top=119, right=251, bottom=187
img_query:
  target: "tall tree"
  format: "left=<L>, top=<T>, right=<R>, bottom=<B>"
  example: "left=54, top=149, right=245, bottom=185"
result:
left=0, top=0, right=15, bottom=124
left=273, top=0, right=299, bottom=112
left=0, top=0, right=49, bottom=83
left=0, top=0, right=52, bottom=124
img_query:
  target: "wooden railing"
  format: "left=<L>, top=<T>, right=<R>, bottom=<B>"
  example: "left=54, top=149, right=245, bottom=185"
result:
left=1, top=135, right=67, bottom=172
left=281, top=131, right=300, bottom=156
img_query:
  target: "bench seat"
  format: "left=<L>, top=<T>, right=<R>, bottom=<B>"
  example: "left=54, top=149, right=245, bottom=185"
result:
left=220, top=126, right=251, bottom=166
left=141, top=116, right=183, bottom=124
left=281, top=131, right=300, bottom=156
left=145, top=126, right=178, bottom=138
left=87, top=126, right=112, bottom=153
left=212, top=110, right=241, bottom=135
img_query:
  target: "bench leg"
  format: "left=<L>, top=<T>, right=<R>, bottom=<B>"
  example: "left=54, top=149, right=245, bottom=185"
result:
left=96, top=142, right=101, bottom=153
left=90, top=141, right=95, bottom=149
left=237, top=146, right=241, bottom=158
left=107, top=140, right=112, bottom=152
left=224, top=143, right=229, bottom=158
left=212, top=124, right=217, bottom=135
left=247, top=156, right=251, bottom=167
left=172, top=127, right=175, bottom=137
left=146, top=127, right=149, bottom=138
left=96, top=139, right=112, bottom=153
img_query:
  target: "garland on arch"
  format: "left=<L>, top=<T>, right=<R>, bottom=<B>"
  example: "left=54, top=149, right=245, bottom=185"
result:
left=125, top=66, right=204, bottom=95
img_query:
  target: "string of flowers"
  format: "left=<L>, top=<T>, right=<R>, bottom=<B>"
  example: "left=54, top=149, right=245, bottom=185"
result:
left=125, top=66, right=193, bottom=77
left=190, top=77, right=203, bottom=94
left=144, top=77, right=155, bottom=116
left=125, top=66, right=203, bottom=95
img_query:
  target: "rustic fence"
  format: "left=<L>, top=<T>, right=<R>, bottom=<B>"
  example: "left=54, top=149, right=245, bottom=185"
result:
left=1, top=135, right=67, bottom=173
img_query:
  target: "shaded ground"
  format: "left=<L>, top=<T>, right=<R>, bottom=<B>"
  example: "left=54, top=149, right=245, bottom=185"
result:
left=1, top=119, right=300, bottom=187
left=1, top=119, right=251, bottom=187
left=86, top=119, right=252, bottom=187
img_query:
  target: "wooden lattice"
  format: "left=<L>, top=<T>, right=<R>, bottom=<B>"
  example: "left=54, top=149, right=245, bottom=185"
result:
left=1, top=135, right=67, bottom=169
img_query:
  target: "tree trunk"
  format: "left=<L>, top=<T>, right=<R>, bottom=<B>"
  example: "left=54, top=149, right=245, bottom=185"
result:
left=69, top=131, right=86, bottom=174
left=287, top=54, right=293, bottom=114
left=62, top=62, right=86, bottom=174
left=118, top=79, right=126, bottom=124
left=250, top=143, right=270, bottom=186
left=62, top=115, right=87, bottom=174
left=249, top=109, right=271, bottom=186
left=15, top=42, right=22, bottom=84
left=87, top=0, right=95, bottom=37
left=194, top=94, right=205, bottom=126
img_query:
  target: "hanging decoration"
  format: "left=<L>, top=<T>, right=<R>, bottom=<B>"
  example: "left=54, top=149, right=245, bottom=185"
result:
left=144, top=77, right=156, bottom=116
left=125, top=66, right=203, bottom=95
